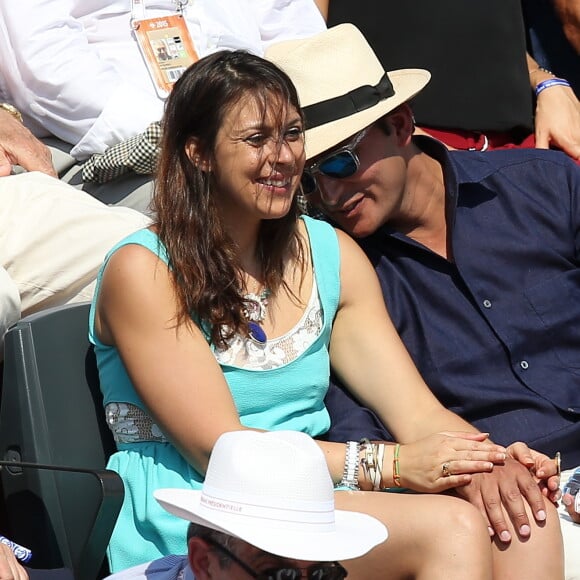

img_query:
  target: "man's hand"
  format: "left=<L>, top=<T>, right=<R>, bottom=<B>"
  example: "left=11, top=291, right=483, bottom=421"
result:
left=453, top=455, right=548, bottom=542
left=534, top=83, right=580, bottom=160
left=0, top=544, right=28, bottom=580
left=0, top=109, right=56, bottom=177
left=507, top=441, right=561, bottom=502
left=562, top=493, right=580, bottom=523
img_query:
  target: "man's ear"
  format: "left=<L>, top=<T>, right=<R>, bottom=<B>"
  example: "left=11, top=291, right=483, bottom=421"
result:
left=188, top=537, right=213, bottom=579
left=387, top=103, right=415, bottom=146
left=186, top=138, right=211, bottom=172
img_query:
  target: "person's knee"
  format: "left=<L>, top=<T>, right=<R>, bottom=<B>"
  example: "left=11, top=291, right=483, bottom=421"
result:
left=436, top=498, right=489, bottom=547
left=403, top=495, right=490, bottom=552
left=456, top=501, right=489, bottom=537
left=416, top=498, right=493, bottom=578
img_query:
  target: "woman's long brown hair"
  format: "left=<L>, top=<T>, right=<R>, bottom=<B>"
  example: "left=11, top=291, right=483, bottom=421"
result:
left=152, top=51, right=305, bottom=348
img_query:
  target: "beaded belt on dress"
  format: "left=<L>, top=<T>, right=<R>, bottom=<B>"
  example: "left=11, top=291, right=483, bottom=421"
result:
left=105, top=402, right=168, bottom=444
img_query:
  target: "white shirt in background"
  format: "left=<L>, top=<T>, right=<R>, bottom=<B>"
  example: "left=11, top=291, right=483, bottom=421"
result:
left=0, top=0, right=325, bottom=160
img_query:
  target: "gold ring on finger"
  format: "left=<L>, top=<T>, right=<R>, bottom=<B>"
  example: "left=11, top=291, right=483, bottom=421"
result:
left=442, top=462, right=451, bottom=477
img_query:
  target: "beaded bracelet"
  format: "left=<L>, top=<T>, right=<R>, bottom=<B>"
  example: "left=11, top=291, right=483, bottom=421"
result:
left=535, top=78, right=571, bottom=97
left=529, top=65, right=554, bottom=77
left=392, top=443, right=402, bottom=487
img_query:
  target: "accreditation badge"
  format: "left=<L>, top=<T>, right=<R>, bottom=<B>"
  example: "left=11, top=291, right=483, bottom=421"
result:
left=133, top=15, right=198, bottom=98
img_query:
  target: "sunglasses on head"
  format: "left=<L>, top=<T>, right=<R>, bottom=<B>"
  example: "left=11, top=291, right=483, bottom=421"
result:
left=300, top=128, right=369, bottom=196
left=205, top=537, right=348, bottom=580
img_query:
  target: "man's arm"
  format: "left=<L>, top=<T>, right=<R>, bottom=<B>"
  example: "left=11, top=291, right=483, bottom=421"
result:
left=0, top=3, right=161, bottom=159
left=562, top=494, right=580, bottom=523
left=0, top=544, right=28, bottom=580
left=256, top=0, right=326, bottom=48
left=552, top=0, right=580, bottom=54
left=0, top=108, right=56, bottom=176
left=313, top=0, right=329, bottom=20
left=527, top=52, right=580, bottom=159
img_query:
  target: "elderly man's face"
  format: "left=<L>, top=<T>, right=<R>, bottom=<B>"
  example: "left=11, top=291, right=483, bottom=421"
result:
left=189, top=536, right=347, bottom=579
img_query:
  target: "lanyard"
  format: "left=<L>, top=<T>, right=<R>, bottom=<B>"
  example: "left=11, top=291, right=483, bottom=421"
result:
left=130, top=0, right=198, bottom=98
left=131, top=0, right=146, bottom=23
left=131, top=0, right=189, bottom=24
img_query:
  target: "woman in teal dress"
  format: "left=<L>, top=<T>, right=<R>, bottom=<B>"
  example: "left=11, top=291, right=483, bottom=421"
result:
left=90, top=50, right=563, bottom=578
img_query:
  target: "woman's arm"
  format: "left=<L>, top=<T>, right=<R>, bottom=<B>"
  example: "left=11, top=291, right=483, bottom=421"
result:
left=329, top=229, right=481, bottom=441
left=95, top=241, right=499, bottom=493
left=96, top=243, right=357, bottom=485
left=96, top=244, right=245, bottom=474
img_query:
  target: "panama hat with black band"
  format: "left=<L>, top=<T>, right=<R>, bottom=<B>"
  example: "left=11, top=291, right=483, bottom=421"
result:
left=265, top=23, right=431, bottom=160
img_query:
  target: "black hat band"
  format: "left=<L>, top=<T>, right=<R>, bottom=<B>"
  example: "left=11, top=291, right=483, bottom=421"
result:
left=302, top=73, right=394, bottom=130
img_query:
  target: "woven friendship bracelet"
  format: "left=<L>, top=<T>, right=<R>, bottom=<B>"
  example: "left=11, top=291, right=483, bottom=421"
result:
left=535, top=78, right=571, bottom=97
left=376, top=443, right=386, bottom=491
left=392, top=443, right=402, bottom=487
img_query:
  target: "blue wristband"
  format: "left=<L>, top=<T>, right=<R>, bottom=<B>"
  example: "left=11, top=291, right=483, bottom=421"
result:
left=535, top=78, right=571, bottom=97
left=0, top=535, right=32, bottom=563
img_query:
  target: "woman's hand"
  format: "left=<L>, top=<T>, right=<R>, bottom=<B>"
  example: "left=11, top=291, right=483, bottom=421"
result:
left=395, top=432, right=506, bottom=493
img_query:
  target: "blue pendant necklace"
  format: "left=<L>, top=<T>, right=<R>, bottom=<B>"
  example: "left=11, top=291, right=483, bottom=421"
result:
left=243, top=288, right=271, bottom=344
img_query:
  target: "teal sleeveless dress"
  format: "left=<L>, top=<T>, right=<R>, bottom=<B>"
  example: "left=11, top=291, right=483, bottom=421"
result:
left=88, top=216, right=341, bottom=572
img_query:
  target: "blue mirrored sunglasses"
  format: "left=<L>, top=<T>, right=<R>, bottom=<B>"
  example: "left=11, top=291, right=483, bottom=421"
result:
left=301, top=128, right=369, bottom=196
left=205, top=538, right=348, bottom=580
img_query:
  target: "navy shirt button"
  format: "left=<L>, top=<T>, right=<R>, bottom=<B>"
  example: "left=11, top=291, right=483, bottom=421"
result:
left=520, top=360, right=529, bottom=370
left=483, top=299, right=492, bottom=308
left=568, top=408, right=576, bottom=413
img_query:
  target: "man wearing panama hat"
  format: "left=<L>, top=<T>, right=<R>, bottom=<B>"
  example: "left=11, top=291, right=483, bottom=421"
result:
left=106, top=430, right=387, bottom=580
left=266, top=23, right=580, bottom=578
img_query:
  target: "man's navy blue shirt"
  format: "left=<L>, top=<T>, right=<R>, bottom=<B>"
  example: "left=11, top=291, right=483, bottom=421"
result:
left=324, top=138, right=580, bottom=468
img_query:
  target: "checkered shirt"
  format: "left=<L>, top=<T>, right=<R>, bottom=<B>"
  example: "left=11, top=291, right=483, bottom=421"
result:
left=81, top=121, right=162, bottom=183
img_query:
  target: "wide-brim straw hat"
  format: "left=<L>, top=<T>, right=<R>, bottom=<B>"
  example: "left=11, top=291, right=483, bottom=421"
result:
left=155, top=430, right=387, bottom=562
left=266, top=23, right=431, bottom=159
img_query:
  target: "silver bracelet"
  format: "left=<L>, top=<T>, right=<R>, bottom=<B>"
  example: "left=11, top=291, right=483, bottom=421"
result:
left=336, top=441, right=361, bottom=490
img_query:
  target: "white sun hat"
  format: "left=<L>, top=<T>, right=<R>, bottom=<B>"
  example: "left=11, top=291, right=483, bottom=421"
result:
left=155, top=430, right=387, bottom=562
left=266, top=23, right=431, bottom=160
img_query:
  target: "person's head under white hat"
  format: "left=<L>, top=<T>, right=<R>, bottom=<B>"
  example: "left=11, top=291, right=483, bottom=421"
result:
left=155, top=430, right=387, bottom=580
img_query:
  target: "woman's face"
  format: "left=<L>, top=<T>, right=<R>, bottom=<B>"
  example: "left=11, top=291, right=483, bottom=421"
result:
left=209, top=93, right=305, bottom=224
